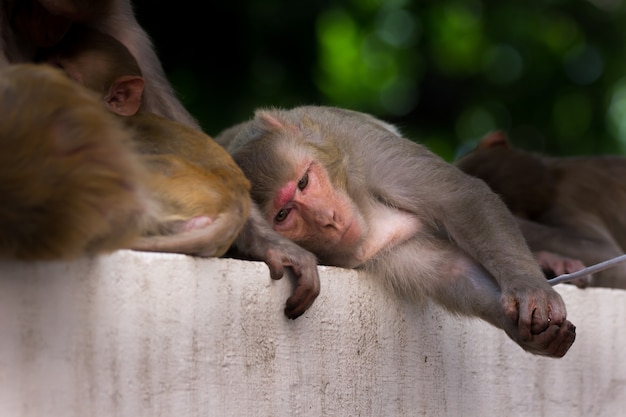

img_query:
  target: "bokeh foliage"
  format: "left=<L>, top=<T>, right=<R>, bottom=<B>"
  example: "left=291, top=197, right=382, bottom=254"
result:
left=135, top=0, right=626, bottom=161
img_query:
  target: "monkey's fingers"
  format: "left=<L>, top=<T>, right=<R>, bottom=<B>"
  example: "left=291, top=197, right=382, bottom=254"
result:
left=283, top=261, right=321, bottom=319
left=523, top=321, right=576, bottom=358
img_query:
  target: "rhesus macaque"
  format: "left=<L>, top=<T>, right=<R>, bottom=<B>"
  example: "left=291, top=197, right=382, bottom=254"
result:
left=1, top=0, right=198, bottom=128
left=216, top=106, right=577, bottom=358
left=35, top=26, right=320, bottom=318
left=36, top=25, right=252, bottom=258
left=0, top=64, right=147, bottom=259
left=455, top=130, right=626, bottom=289
left=1, top=62, right=250, bottom=259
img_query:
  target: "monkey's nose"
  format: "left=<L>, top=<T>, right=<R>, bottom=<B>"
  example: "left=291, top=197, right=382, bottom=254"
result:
left=313, top=208, right=337, bottom=228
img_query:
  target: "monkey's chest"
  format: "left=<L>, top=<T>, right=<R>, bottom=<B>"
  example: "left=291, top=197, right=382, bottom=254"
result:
left=356, top=205, right=422, bottom=264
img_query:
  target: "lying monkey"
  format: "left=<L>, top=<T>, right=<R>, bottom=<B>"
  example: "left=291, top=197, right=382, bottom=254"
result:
left=216, top=106, right=577, bottom=358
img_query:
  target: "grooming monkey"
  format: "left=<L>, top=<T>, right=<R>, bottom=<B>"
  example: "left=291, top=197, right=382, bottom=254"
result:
left=0, top=63, right=147, bottom=259
left=35, top=25, right=252, bottom=257
left=216, top=106, right=577, bottom=357
left=1, top=60, right=251, bottom=259
left=456, top=130, right=626, bottom=289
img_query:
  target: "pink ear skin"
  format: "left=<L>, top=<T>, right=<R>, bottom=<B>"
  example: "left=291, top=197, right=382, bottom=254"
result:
left=104, top=75, right=145, bottom=116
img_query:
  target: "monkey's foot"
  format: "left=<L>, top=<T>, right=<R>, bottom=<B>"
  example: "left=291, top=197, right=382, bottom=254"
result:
left=535, top=251, right=592, bottom=289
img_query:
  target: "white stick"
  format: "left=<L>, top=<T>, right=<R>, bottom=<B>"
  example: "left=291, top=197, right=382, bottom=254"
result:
left=548, top=254, right=626, bottom=285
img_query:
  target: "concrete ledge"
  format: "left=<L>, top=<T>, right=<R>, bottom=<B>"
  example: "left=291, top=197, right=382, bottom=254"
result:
left=1, top=250, right=624, bottom=416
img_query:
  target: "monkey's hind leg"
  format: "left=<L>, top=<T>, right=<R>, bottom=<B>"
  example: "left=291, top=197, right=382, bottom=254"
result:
left=129, top=211, right=246, bottom=257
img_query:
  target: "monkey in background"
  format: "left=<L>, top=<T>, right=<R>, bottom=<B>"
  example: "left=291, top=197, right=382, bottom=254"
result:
left=1, top=60, right=251, bottom=259
left=23, top=25, right=250, bottom=259
left=455, top=130, right=626, bottom=289
left=216, top=105, right=576, bottom=358
left=30, top=25, right=321, bottom=317
left=1, top=0, right=199, bottom=129
left=0, top=64, right=149, bottom=259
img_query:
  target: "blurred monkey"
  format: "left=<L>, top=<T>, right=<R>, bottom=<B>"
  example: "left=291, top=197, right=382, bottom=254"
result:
left=1, top=61, right=251, bottom=259
left=456, top=130, right=626, bottom=289
left=34, top=25, right=252, bottom=258
left=0, top=64, right=147, bottom=259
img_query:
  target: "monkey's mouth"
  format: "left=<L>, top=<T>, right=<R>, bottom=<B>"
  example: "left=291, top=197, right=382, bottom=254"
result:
left=338, top=218, right=360, bottom=247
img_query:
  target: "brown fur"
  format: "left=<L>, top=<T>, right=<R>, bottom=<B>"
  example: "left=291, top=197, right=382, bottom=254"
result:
left=456, top=130, right=626, bottom=288
left=39, top=25, right=252, bottom=257
left=0, top=64, right=146, bottom=259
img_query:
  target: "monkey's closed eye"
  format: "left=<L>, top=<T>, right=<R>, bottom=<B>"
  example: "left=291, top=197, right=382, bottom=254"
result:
left=298, top=172, right=309, bottom=190
left=275, top=208, right=290, bottom=223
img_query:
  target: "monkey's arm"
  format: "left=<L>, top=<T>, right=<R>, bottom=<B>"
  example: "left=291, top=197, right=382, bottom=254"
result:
left=345, top=130, right=571, bottom=341
left=360, top=136, right=544, bottom=285
left=234, top=205, right=320, bottom=319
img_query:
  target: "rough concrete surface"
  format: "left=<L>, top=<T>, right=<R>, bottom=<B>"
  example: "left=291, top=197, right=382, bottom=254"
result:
left=0, top=250, right=624, bottom=417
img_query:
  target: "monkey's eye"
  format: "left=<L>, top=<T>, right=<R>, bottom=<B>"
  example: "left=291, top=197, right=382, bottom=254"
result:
left=275, top=208, right=290, bottom=223
left=297, top=172, right=309, bottom=190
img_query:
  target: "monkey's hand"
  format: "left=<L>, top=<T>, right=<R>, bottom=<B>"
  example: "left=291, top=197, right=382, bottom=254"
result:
left=534, top=251, right=592, bottom=289
left=235, top=204, right=321, bottom=319
left=501, top=286, right=576, bottom=358
left=265, top=245, right=320, bottom=319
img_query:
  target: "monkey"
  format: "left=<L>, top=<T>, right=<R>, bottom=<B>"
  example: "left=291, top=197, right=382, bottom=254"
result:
left=1, top=61, right=252, bottom=259
left=33, top=24, right=253, bottom=258
left=215, top=105, right=577, bottom=358
left=31, top=26, right=321, bottom=318
left=0, top=63, right=148, bottom=259
left=455, top=130, right=626, bottom=289
left=1, top=0, right=198, bottom=128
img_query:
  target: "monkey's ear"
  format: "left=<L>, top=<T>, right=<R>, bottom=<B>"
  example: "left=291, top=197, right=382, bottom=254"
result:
left=255, top=110, right=286, bottom=130
left=478, top=130, right=510, bottom=149
left=105, top=75, right=145, bottom=116
left=255, top=109, right=301, bottom=136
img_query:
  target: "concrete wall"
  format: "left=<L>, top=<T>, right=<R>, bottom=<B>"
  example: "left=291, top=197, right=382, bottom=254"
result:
left=1, top=250, right=624, bottom=417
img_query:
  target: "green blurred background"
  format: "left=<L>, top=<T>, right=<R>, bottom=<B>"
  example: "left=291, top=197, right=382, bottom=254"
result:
left=133, top=0, right=626, bottom=161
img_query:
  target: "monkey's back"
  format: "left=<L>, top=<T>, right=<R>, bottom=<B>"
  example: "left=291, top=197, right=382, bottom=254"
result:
left=121, top=112, right=251, bottom=229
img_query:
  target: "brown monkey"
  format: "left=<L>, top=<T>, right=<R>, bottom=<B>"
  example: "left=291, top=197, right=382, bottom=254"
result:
left=1, top=0, right=198, bottom=128
left=1, top=62, right=249, bottom=259
left=0, top=63, right=147, bottom=259
left=216, top=106, right=577, bottom=358
left=37, top=25, right=251, bottom=258
left=455, top=130, right=626, bottom=289
left=36, top=27, right=320, bottom=317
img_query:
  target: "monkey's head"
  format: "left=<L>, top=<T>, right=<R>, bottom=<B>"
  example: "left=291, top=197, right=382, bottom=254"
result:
left=230, top=109, right=365, bottom=266
left=455, top=130, right=556, bottom=219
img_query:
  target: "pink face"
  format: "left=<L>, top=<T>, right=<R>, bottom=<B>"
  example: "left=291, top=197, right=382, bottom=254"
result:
left=269, top=161, right=363, bottom=256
